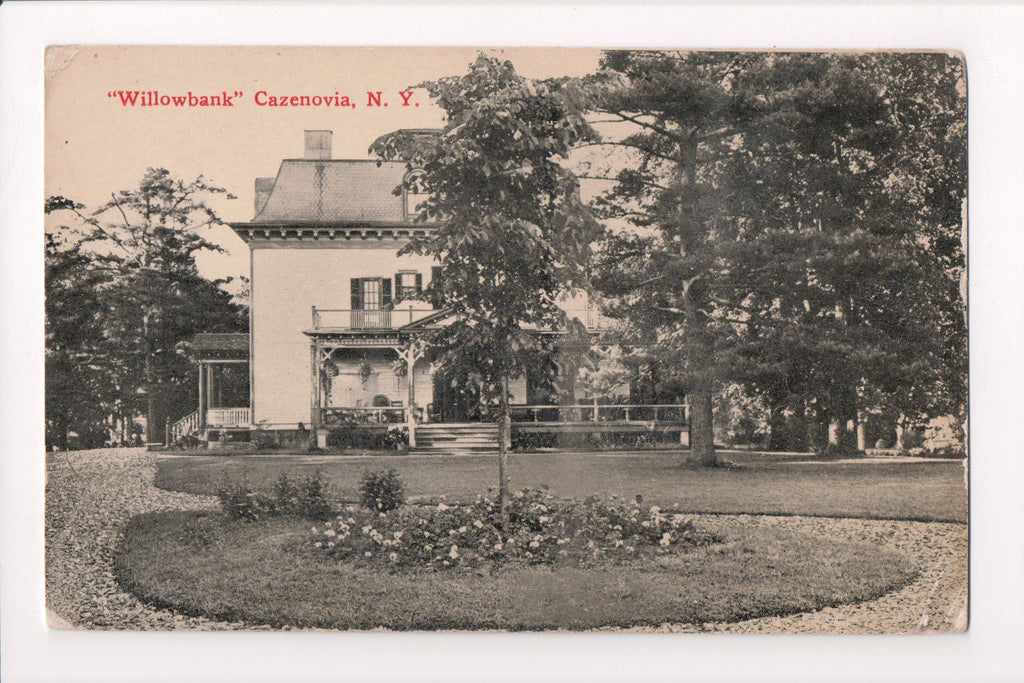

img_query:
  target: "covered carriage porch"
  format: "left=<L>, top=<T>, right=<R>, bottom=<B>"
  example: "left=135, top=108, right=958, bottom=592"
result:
left=169, top=333, right=251, bottom=444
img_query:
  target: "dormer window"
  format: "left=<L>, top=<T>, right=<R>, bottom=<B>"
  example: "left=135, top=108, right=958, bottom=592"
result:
left=403, top=170, right=429, bottom=222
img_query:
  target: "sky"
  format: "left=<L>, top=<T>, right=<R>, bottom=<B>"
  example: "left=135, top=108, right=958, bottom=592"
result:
left=45, top=46, right=603, bottom=282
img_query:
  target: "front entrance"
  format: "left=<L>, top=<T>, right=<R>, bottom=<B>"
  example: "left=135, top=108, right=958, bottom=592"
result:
left=431, top=366, right=484, bottom=422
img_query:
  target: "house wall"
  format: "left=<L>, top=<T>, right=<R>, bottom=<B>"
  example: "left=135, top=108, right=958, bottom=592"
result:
left=250, top=241, right=438, bottom=426
left=325, top=353, right=433, bottom=411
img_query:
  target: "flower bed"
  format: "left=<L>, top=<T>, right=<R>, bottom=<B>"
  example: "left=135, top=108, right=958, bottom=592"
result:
left=311, top=488, right=718, bottom=571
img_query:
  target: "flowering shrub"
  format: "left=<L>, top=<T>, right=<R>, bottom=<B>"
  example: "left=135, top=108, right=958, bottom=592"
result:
left=217, top=471, right=335, bottom=522
left=359, top=468, right=406, bottom=512
left=309, top=488, right=718, bottom=571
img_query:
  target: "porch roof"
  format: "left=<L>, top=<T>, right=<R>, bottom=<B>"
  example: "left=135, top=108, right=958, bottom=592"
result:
left=187, top=333, right=250, bottom=359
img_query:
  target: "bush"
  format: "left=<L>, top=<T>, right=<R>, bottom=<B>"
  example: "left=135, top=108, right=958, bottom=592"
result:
left=217, top=472, right=335, bottom=522
left=174, top=433, right=201, bottom=450
left=925, top=445, right=967, bottom=459
left=326, top=424, right=408, bottom=451
left=295, top=472, right=335, bottom=519
left=311, top=488, right=719, bottom=572
left=216, top=478, right=276, bottom=522
left=359, top=468, right=406, bottom=513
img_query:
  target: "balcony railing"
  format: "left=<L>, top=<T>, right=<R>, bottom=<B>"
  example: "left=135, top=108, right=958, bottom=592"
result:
left=311, top=306, right=611, bottom=331
left=312, top=306, right=435, bottom=330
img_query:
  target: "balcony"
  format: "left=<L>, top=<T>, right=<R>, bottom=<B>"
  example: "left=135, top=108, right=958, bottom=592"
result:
left=312, top=305, right=436, bottom=330
left=311, top=306, right=611, bottom=331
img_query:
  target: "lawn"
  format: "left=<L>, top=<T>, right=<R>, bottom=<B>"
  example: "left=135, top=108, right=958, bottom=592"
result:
left=115, top=510, right=918, bottom=631
left=155, top=452, right=968, bottom=523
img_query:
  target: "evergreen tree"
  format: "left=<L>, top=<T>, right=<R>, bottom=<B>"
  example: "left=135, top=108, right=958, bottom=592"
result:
left=45, top=198, right=113, bottom=448
left=580, top=51, right=965, bottom=459
left=46, top=170, right=246, bottom=445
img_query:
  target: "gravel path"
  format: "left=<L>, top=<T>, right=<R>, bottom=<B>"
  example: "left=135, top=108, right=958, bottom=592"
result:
left=46, top=448, right=967, bottom=633
left=46, top=448, right=272, bottom=630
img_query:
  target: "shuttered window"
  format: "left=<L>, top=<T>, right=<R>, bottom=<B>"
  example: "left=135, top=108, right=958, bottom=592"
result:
left=351, top=278, right=392, bottom=310
left=430, top=266, right=443, bottom=308
left=394, top=271, right=423, bottom=301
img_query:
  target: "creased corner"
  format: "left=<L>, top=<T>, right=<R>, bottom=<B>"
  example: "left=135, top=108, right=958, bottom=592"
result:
left=44, top=45, right=82, bottom=85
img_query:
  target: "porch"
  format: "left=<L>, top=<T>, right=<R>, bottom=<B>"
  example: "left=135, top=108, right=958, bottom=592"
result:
left=168, top=333, right=250, bottom=445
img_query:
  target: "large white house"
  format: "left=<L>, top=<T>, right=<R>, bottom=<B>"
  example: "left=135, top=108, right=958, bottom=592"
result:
left=173, top=130, right=688, bottom=451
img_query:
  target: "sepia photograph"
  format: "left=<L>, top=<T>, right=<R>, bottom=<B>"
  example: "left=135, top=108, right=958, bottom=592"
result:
left=40, top=45, right=969, bottom=636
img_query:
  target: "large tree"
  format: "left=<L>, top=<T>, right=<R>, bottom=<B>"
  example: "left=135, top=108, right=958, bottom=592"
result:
left=45, top=198, right=113, bottom=449
left=372, top=55, right=596, bottom=521
left=580, top=51, right=965, bottom=461
left=47, top=170, right=246, bottom=444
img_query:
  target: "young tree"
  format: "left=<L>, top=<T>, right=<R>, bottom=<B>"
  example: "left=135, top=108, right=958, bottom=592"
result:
left=372, top=55, right=596, bottom=523
left=51, top=170, right=246, bottom=444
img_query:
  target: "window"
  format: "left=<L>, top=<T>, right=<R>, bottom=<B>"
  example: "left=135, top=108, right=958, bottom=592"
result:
left=362, top=279, right=381, bottom=310
left=394, top=271, right=422, bottom=302
left=404, top=171, right=428, bottom=221
left=351, top=277, right=392, bottom=310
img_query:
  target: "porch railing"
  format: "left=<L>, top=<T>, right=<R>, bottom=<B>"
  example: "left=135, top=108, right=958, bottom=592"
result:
left=321, top=406, right=408, bottom=425
left=169, top=411, right=200, bottom=444
left=509, top=403, right=689, bottom=424
left=206, top=407, right=251, bottom=427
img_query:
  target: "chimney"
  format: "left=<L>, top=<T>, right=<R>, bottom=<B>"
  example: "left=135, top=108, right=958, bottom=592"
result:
left=254, top=178, right=274, bottom=216
left=304, top=130, right=332, bottom=160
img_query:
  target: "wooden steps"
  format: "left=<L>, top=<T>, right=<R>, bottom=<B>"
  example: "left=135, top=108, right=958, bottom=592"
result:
left=412, top=423, right=499, bottom=455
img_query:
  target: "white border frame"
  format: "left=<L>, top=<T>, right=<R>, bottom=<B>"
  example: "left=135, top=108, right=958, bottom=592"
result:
left=3, top=3, right=1023, bottom=682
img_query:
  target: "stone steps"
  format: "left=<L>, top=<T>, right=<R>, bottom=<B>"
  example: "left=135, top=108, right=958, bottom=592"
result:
left=412, top=423, right=500, bottom=454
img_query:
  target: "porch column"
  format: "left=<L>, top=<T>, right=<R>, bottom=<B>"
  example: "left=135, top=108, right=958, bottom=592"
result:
left=206, top=363, right=215, bottom=412
left=856, top=411, right=868, bottom=452
left=198, top=361, right=206, bottom=431
left=310, top=342, right=321, bottom=446
left=395, top=338, right=427, bottom=448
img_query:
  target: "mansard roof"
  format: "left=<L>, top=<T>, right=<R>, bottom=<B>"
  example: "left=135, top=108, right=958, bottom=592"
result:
left=255, top=159, right=414, bottom=224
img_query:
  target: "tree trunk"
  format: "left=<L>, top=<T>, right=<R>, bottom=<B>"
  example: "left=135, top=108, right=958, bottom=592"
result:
left=677, top=131, right=717, bottom=467
left=498, top=373, right=511, bottom=529
left=895, top=413, right=907, bottom=451
left=688, top=382, right=716, bottom=465
left=856, top=411, right=867, bottom=452
left=768, top=405, right=786, bottom=451
left=59, top=408, right=69, bottom=451
left=836, top=386, right=858, bottom=455
left=141, top=311, right=160, bottom=445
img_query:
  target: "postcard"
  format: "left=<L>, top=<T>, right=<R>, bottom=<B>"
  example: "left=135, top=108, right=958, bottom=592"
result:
left=42, top=45, right=969, bottom=639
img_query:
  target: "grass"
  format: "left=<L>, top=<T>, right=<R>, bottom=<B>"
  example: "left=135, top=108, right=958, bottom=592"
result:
left=155, top=451, right=967, bottom=523
left=115, top=510, right=919, bottom=631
